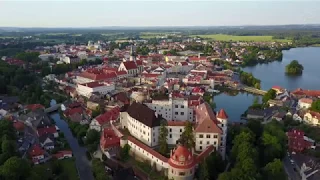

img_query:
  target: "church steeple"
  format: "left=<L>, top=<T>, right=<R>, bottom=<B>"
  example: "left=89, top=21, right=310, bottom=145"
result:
left=129, top=44, right=136, bottom=62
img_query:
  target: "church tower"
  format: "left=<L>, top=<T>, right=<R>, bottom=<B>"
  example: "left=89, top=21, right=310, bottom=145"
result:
left=129, top=44, right=136, bottom=62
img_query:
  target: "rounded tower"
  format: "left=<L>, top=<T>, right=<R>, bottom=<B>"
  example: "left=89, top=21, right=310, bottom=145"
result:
left=216, top=109, right=228, bottom=160
left=168, top=145, right=195, bottom=180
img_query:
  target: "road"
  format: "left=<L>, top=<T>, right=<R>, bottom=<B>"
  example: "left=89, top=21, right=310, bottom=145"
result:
left=283, top=155, right=301, bottom=180
left=50, top=113, right=94, bottom=180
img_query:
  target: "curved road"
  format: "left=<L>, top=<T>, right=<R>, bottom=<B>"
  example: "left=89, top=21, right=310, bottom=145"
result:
left=50, top=113, right=94, bottom=180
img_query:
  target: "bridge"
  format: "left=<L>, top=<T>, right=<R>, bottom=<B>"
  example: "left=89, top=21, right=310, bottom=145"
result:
left=45, top=103, right=62, bottom=113
left=241, top=86, right=267, bottom=95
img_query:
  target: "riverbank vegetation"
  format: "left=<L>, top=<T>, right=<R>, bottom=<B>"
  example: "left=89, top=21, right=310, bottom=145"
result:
left=191, top=34, right=291, bottom=42
left=239, top=71, right=261, bottom=89
left=310, top=99, right=320, bottom=112
left=285, top=60, right=304, bottom=75
left=219, top=120, right=287, bottom=180
left=242, top=46, right=283, bottom=66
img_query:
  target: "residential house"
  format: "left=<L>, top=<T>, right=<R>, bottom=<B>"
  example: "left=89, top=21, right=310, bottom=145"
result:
left=291, top=154, right=320, bottom=180
left=100, top=128, right=120, bottom=158
left=298, top=98, right=313, bottom=110
left=304, top=111, right=320, bottom=126
left=287, top=129, right=315, bottom=153
left=246, top=109, right=265, bottom=120
left=37, top=126, right=59, bottom=138
left=39, top=134, right=55, bottom=150
left=76, top=81, right=115, bottom=98
left=53, top=151, right=73, bottom=160
left=29, top=144, right=45, bottom=164
left=90, top=106, right=120, bottom=131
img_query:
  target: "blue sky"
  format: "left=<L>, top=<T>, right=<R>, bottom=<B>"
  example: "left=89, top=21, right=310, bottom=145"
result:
left=0, top=1, right=320, bottom=27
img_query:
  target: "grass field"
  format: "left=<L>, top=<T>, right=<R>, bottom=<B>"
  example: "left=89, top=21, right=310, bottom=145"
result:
left=140, top=32, right=180, bottom=39
left=191, top=34, right=291, bottom=42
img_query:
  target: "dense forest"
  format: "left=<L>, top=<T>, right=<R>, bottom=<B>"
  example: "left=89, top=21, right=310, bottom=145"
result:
left=285, top=60, right=304, bottom=75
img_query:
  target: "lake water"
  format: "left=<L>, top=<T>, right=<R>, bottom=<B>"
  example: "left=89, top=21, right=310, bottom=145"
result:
left=216, top=47, right=320, bottom=122
left=243, top=47, right=320, bottom=91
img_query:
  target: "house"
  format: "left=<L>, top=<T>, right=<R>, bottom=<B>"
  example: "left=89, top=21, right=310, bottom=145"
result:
left=76, top=81, right=115, bottom=98
left=120, top=102, right=161, bottom=147
left=53, top=150, right=73, bottom=160
left=29, top=144, right=45, bottom=164
left=272, top=112, right=286, bottom=121
left=246, top=109, right=265, bottom=120
left=292, top=88, right=320, bottom=98
left=291, top=154, right=320, bottom=180
left=39, top=134, right=55, bottom=150
left=303, top=111, right=320, bottom=126
left=287, top=129, right=315, bottom=153
left=298, top=98, right=313, bottom=110
left=0, top=96, right=19, bottom=111
left=272, top=85, right=284, bottom=94
left=90, top=106, right=120, bottom=131
left=37, top=126, right=59, bottom=138
left=118, top=61, right=139, bottom=76
left=25, top=104, right=45, bottom=112
left=19, top=109, right=53, bottom=129
left=100, top=128, right=120, bottom=158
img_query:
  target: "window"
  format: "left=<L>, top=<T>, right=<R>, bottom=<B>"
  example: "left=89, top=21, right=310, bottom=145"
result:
left=153, top=138, right=155, bottom=142
left=199, top=146, right=202, bottom=150
left=181, top=105, right=184, bottom=108
left=200, top=141, right=202, bottom=144
left=221, top=124, right=224, bottom=127
left=181, top=112, right=184, bottom=115
left=214, top=141, right=217, bottom=145
left=175, top=105, right=178, bottom=108
left=179, top=172, right=185, bottom=176
left=170, top=128, right=172, bottom=132
left=214, top=135, right=218, bottom=138
left=175, top=112, right=178, bottom=115
left=180, top=129, right=182, bottom=132
left=170, top=134, right=172, bottom=138
left=199, top=134, right=203, bottom=138
left=206, top=134, right=210, bottom=138
left=207, top=141, right=210, bottom=145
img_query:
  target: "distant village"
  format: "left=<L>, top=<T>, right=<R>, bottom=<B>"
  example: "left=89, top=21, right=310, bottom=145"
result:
left=1, top=37, right=320, bottom=180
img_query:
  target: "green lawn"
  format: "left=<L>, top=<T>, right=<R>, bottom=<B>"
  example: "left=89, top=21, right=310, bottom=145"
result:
left=191, top=34, right=291, bottom=42
left=33, top=158, right=79, bottom=180
left=60, top=158, right=79, bottom=180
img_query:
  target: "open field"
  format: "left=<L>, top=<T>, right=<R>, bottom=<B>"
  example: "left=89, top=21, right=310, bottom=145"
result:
left=140, top=32, right=180, bottom=39
left=102, top=33, right=124, bottom=36
left=191, top=34, right=291, bottom=42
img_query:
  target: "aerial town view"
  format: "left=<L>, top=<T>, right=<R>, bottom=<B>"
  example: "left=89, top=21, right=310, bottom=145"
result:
left=0, top=1, right=320, bottom=180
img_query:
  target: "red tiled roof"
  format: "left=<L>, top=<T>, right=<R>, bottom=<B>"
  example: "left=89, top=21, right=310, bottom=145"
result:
left=25, top=104, right=45, bottom=111
left=13, top=121, right=24, bottom=131
left=272, top=86, right=283, bottom=90
left=167, top=121, right=188, bottom=126
left=37, top=126, right=57, bottom=137
left=188, top=57, right=207, bottom=61
left=128, top=136, right=168, bottom=162
left=116, top=71, right=127, bottom=75
left=299, top=98, right=313, bottom=104
left=142, top=73, right=161, bottom=78
left=95, top=106, right=120, bottom=125
left=292, top=89, right=320, bottom=97
left=309, top=111, right=320, bottom=120
left=79, top=69, right=116, bottom=81
left=100, top=128, right=120, bottom=149
left=64, top=107, right=83, bottom=117
left=80, top=81, right=112, bottom=88
left=29, top=144, right=45, bottom=157
left=123, top=61, right=138, bottom=70
left=196, top=145, right=215, bottom=163
left=168, top=145, right=196, bottom=169
left=53, top=150, right=72, bottom=159
left=217, top=109, right=228, bottom=119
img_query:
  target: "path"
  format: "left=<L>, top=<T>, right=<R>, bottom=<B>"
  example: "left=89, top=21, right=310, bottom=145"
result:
left=50, top=113, right=94, bottom=180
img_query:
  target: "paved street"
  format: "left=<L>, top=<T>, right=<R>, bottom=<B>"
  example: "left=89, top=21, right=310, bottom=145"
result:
left=283, top=155, right=301, bottom=180
left=50, top=113, right=94, bottom=180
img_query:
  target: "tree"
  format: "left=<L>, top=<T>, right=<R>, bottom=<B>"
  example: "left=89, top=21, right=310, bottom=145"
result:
left=158, top=122, right=168, bottom=156
left=180, top=121, right=195, bottom=149
left=262, top=89, right=277, bottom=103
left=198, top=159, right=209, bottom=180
left=85, top=129, right=100, bottom=145
left=262, top=159, right=287, bottom=180
left=0, top=157, right=31, bottom=179
left=120, top=144, right=131, bottom=162
left=310, top=99, right=320, bottom=112
left=285, top=60, right=304, bottom=75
